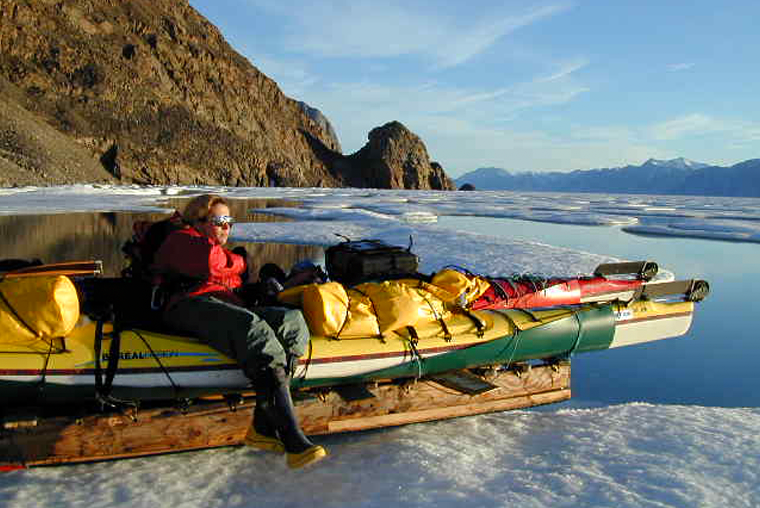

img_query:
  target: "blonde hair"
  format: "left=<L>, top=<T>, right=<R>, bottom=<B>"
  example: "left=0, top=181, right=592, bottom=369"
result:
left=182, top=194, right=229, bottom=225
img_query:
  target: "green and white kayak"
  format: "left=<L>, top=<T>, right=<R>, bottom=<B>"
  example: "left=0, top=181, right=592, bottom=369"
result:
left=0, top=298, right=695, bottom=406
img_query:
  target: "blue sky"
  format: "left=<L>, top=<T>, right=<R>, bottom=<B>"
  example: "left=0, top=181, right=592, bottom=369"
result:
left=188, top=0, right=759, bottom=177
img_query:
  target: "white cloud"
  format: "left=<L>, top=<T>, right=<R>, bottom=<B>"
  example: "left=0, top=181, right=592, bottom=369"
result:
left=646, top=113, right=760, bottom=144
left=649, top=113, right=720, bottom=140
left=292, top=64, right=590, bottom=153
left=243, top=0, right=572, bottom=68
left=431, top=4, right=573, bottom=69
left=667, top=62, right=695, bottom=72
left=536, top=58, right=589, bottom=83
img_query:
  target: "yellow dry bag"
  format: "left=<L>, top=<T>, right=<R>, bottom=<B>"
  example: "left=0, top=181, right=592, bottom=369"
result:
left=0, top=275, right=80, bottom=346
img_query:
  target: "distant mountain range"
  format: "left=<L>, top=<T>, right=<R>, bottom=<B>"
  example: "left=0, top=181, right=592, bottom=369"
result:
left=454, top=158, right=760, bottom=197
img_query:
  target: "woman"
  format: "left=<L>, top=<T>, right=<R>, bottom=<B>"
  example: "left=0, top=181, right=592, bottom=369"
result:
left=153, top=194, right=327, bottom=469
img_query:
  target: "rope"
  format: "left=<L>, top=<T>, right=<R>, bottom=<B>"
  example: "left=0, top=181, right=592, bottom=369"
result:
left=133, top=329, right=182, bottom=400
left=499, top=327, right=524, bottom=373
left=564, top=312, right=585, bottom=359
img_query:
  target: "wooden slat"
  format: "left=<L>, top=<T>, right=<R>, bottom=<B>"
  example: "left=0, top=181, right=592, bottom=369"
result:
left=0, top=362, right=570, bottom=469
left=326, top=389, right=570, bottom=433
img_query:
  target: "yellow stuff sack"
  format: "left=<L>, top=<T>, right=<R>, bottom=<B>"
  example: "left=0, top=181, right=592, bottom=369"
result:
left=431, top=269, right=492, bottom=306
left=295, top=282, right=380, bottom=338
left=0, top=275, right=80, bottom=345
left=355, top=281, right=450, bottom=333
left=296, top=280, right=452, bottom=338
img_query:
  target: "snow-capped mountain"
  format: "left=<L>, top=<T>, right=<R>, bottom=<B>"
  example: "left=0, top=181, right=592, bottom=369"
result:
left=643, top=157, right=711, bottom=170
left=454, top=158, right=760, bottom=197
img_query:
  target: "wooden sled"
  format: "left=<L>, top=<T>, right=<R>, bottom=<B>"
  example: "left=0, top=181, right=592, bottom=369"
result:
left=0, top=361, right=570, bottom=470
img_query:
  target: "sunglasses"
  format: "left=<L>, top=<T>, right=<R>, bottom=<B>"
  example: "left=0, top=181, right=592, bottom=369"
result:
left=207, top=215, right=234, bottom=227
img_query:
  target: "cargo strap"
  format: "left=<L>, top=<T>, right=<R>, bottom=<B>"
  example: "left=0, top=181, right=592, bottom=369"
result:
left=416, top=290, right=452, bottom=342
left=460, top=309, right=485, bottom=338
left=346, top=287, right=386, bottom=342
left=35, top=339, right=55, bottom=396
left=94, top=319, right=123, bottom=408
left=93, top=320, right=139, bottom=414
left=488, top=276, right=510, bottom=303
left=405, top=326, right=424, bottom=379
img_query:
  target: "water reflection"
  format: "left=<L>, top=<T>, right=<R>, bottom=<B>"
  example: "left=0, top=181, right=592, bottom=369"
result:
left=439, top=215, right=760, bottom=408
left=0, top=198, right=323, bottom=278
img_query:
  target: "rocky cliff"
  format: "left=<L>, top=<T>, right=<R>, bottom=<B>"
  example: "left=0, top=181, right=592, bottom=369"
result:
left=0, top=0, right=454, bottom=190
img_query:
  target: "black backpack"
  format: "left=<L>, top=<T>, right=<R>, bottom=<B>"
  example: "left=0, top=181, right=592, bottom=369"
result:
left=325, top=238, right=420, bottom=287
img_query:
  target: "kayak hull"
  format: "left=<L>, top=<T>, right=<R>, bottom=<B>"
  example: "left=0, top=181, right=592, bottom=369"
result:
left=0, top=299, right=694, bottom=406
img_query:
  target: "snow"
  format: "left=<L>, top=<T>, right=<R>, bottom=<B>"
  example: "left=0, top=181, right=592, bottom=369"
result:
left=645, top=157, right=710, bottom=169
left=1, top=185, right=759, bottom=507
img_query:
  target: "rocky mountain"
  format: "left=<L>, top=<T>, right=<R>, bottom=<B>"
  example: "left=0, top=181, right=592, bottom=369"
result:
left=0, top=0, right=454, bottom=190
left=333, top=121, right=452, bottom=190
left=455, top=158, right=760, bottom=197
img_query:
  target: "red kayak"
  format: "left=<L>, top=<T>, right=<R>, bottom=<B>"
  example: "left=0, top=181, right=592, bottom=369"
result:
left=468, top=261, right=708, bottom=310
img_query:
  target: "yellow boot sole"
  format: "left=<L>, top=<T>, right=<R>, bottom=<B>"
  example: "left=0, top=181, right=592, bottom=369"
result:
left=286, top=445, right=328, bottom=469
left=243, top=427, right=285, bottom=454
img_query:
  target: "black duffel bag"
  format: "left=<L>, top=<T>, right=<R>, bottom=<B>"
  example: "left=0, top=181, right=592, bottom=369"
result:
left=325, top=238, right=420, bottom=286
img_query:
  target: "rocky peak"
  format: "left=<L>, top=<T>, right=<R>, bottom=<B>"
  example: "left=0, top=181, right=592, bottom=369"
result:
left=342, top=121, right=455, bottom=190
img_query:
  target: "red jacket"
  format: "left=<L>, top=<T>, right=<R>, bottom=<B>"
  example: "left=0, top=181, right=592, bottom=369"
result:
left=153, top=226, right=246, bottom=307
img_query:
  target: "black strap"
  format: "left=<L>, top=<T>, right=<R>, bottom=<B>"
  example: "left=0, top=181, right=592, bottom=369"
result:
left=516, top=308, right=540, bottom=322
left=488, top=277, right=510, bottom=303
left=415, top=287, right=452, bottom=342
left=405, top=326, right=424, bottom=378
left=94, top=320, right=142, bottom=412
left=461, top=309, right=486, bottom=337
left=35, top=339, right=55, bottom=398
left=332, top=288, right=355, bottom=340
left=348, top=287, right=385, bottom=342
left=94, top=319, right=121, bottom=401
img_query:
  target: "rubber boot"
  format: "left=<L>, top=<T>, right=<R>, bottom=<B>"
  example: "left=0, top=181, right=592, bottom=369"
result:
left=243, top=371, right=285, bottom=453
left=269, top=366, right=328, bottom=469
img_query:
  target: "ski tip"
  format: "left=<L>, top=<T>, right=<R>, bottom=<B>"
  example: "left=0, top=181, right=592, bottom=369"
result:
left=639, top=261, right=659, bottom=281
left=593, top=261, right=659, bottom=281
left=687, top=280, right=710, bottom=302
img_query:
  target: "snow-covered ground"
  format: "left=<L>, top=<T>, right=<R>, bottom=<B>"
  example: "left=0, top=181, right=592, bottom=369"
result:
left=1, top=185, right=759, bottom=508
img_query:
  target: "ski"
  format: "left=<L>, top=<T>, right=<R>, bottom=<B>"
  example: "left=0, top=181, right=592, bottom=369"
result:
left=593, top=261, right=659, bottom=281
left=636, top=279, right=710, bottom=302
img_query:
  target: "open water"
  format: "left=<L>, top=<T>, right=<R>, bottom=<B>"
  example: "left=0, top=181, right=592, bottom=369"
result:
left=439, top=215, right=760, bottom=408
